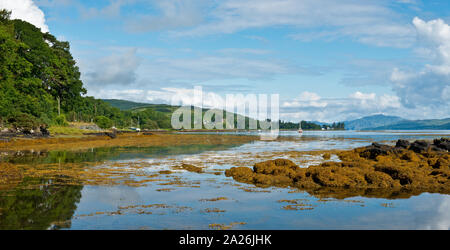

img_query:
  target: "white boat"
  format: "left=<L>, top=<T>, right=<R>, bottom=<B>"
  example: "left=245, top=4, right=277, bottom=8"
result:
left=298, top=123, right=303, bottom=134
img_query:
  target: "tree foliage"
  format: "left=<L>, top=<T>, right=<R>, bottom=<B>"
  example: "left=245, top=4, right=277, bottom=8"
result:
left=0, top=10, right=166, bottom=131
left=0, top=10, right=86, bottom=129
left=94, top=116, right=113, bottom=129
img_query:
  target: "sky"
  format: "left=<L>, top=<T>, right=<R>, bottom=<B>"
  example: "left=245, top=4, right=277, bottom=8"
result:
left=1, top=0, right=450, bottom=122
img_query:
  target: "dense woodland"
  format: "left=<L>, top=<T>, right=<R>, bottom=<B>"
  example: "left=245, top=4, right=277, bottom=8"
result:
left=0, top=10, right=173, bottom=131
left=279, top=120, right=345, bottom=130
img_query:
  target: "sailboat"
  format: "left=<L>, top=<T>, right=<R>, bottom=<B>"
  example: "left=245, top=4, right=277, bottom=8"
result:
left=298, top=122, right=303, bottom=134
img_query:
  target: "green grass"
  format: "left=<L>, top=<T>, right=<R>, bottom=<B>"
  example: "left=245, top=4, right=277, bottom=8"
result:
left=48, top=126, right=101, bottom=135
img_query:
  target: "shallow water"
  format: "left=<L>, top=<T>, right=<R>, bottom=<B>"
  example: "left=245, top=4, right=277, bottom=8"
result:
left=1, top=130, right=449, bottom=230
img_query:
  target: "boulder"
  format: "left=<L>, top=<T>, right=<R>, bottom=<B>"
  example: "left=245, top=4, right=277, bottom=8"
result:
left=359, top=142, right=393, bottom=159
left=410, top=140, right=430, bottom=153
left=395, top=139, right=410, bottom=149
left=40, top=126, right=50, bottom=137
left=433, top=138, right=450, bottom=151
left=105, top=131, right=117, bottom=139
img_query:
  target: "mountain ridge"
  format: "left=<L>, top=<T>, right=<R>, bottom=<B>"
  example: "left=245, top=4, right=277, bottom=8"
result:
left=343, top=114, right=405, bottom=130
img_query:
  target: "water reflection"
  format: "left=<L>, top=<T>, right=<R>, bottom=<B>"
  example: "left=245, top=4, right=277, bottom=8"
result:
left=0, top=177, right=83, bottom=230
left=0, top=131, right=448, bottom=229
left=1, top=143, right=247, bottom=165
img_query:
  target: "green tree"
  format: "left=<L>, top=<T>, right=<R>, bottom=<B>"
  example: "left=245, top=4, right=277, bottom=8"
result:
left=94, top=116, right=113, bottom=129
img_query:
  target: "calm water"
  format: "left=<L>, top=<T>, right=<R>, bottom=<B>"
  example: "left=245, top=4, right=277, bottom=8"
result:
left=1, top=130, right=449, bottom=230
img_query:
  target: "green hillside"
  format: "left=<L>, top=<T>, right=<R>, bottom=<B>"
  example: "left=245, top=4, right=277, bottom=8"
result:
left=343, top=114, right=405, bottom=130
left=102, top=99, right=177, bottom=113
left=369, top=118, right=450, bottom=130
left=104, top=99, right=266, bottom=130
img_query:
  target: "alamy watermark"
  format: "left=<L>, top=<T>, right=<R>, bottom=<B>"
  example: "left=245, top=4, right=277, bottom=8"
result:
left=170, top=86, right=279, bottom=140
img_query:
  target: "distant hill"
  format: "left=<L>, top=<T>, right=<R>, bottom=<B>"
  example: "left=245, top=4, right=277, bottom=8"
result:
left=105, top=101, right=450, bottom=131
left=102, top=99, right=172, bottom=111
left=343, top=114, right=405, bottom=130
left=103, top=99, right=262, bottom=129
left=369, top=118, right=450, bottom=130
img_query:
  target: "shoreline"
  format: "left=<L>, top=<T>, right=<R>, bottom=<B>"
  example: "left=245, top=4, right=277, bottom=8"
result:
left=0, top=132, right=258, bottom=152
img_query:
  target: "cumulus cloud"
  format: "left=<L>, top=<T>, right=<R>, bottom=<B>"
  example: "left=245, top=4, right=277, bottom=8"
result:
left=390, top=17, right=450, bottom=108
left=0, top=0, right=49, bottom=32
left=82, top=48, right=141, bottom=90
left=281, top=91, right=402, bottom=122
left=89, top=86, right=253, bottom=113
left=282, top=91, right=327, bottom=108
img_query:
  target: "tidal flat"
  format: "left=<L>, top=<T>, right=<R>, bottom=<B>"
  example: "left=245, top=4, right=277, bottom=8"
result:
left=0, top=131, right=449, bottom=230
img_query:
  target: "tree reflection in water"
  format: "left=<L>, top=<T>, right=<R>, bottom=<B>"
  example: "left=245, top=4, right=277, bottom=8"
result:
left=0, top=177, right=82, bottom=230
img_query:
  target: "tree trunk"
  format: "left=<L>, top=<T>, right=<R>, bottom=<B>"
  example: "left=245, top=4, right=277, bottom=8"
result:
left=57, top=96, right=61, bottom=116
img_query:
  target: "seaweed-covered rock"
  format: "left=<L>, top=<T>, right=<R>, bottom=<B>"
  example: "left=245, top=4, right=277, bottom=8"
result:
left=224, top=140, right=450, bottom=199
left=172, top=164, right=203, bottom=173
left=359, top=142, right=393, bottom=160
left=395, top=139, right=410, bottom=149
left=225, top=167, right=255, bottom=182
left=410, top=140, right=430, bottom=153
left=105, top=131, right=117, bottom=139
left=433, top=138, right=450, bottom=151
left=253, top=159, right=299, bottom=178
left=433, top=157, right=450, bottom=170
left=0, top=163, right=23, bottom=186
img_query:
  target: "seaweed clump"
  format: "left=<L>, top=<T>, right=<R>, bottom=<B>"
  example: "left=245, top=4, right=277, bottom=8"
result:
left=172, top=164, right=204, bottom=173
left=0, top=163, right=23, bottom=188
left=225, top=138, right=450, bottom=199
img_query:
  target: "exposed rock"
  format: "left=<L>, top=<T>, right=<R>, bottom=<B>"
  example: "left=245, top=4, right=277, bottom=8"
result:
left=105, top=131, right=116, bottom=139
left=172, top=164, right=203, bottom=173
left=322, top=153, right=331, bottom=160
left=434, top=138, right=450, bottom=151
left=395, top=139, right=410, bottom=149
left=358, top=142, right=393, bottom=159
left=40, top=126, right=50, bottom=137
left=225, top=139, right=450, bottom=199
left=409, top=140, right=430, bottom=153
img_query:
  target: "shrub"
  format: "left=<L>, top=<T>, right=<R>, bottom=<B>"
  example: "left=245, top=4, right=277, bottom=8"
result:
left=7, top=113, right=39, bottom=133
left=94, top=116, right=113, bottom=129
left=141, top=120, right=159, bottom=130
left=39, top=113, right=52, bottom=126
left=54, top=114, right=69, bottom=126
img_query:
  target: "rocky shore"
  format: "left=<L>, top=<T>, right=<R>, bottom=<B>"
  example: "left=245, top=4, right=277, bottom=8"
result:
left=225, top=138, right=450, bottom=199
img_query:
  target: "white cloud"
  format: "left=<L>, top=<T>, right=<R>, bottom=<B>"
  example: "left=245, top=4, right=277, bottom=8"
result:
left=349, top=91, right=376, bottom=101
left=283, top=91, right=327, bottom=108
left=281, top=91, right=402, bottom=122
left=0, top=0, right=49, bottom=32
left=125, top=0, right=207, bottom=32
left=82, top=48, right=141, bottom=89
left=140, top=56, right=293, bottom=83
left=390, top=17, right=450, bottom=108
left=88, top=86, right=255, bottom=114
left=171, top=0, right=415, bottom=48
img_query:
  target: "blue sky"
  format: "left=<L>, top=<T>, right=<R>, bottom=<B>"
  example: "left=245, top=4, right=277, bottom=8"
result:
left=2, top=0, right=450, bottom=122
